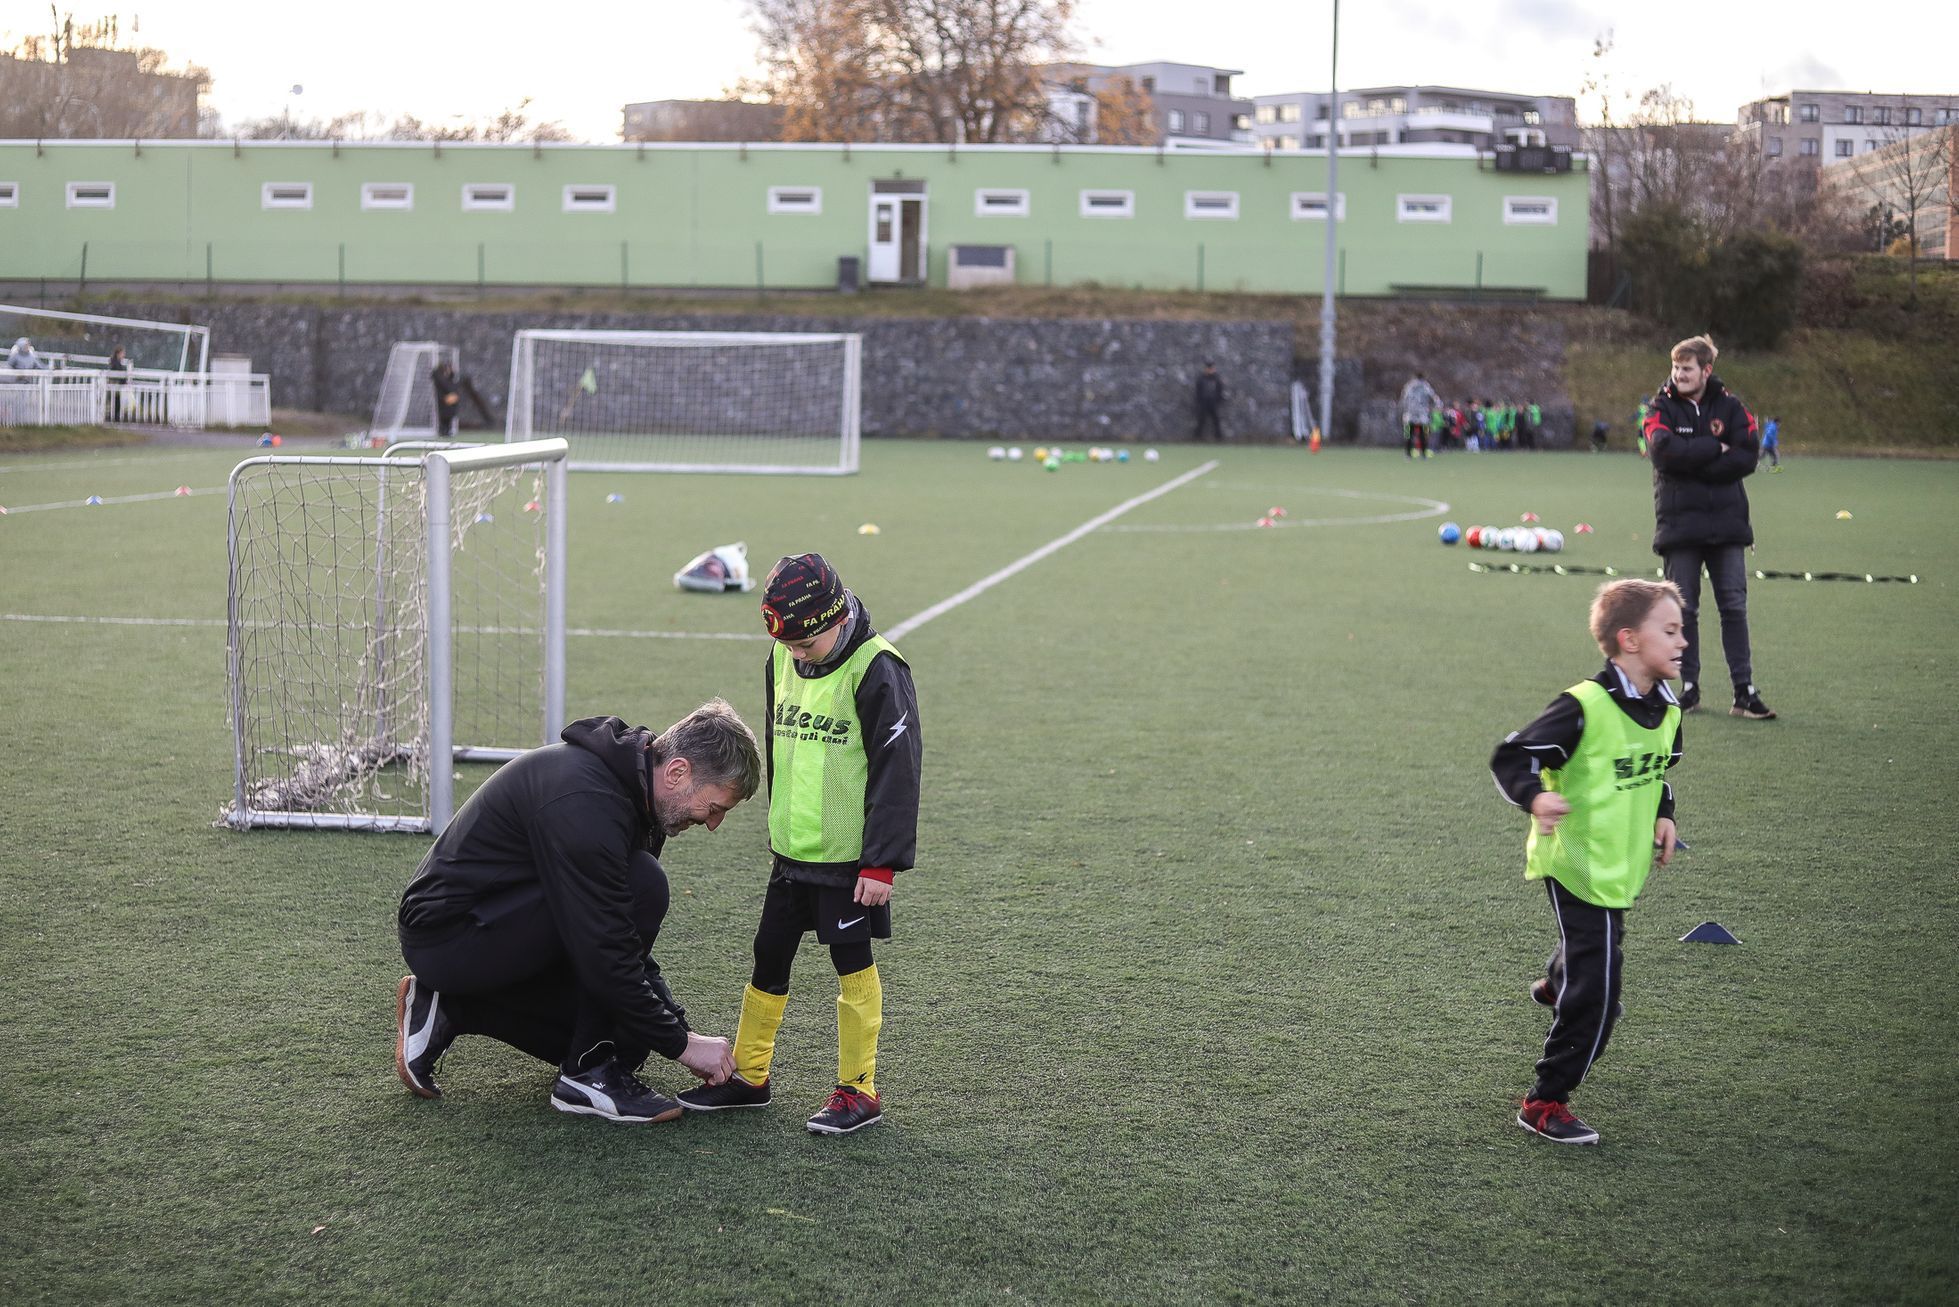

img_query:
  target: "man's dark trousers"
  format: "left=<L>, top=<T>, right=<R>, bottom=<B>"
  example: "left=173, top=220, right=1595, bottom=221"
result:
left=400, top=850, right=669, bottom=1071
left=1662, top=543, right=1752, bottom=689
left=1532, top=877, right=1625, bottom=1102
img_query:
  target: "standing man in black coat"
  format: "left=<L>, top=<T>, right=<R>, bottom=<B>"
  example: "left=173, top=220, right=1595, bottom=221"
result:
left=394, top=700, right=763, bottom=1123
left=430, top=358, right=462, bottom=438
left=1642, top=335, right=1775, bottom=720
left=1194, top=361, right=1226, bottom=442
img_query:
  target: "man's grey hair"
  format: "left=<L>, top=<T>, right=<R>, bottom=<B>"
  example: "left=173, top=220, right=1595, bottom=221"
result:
left=653, top=697, right=762, bottom=800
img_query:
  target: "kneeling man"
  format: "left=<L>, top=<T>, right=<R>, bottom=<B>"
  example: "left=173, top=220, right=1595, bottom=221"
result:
left=394, top=700, right=761, bottom=1123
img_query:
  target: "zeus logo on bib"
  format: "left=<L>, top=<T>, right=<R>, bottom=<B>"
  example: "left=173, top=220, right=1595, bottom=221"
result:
left=772, top=700, right=854, bottom=744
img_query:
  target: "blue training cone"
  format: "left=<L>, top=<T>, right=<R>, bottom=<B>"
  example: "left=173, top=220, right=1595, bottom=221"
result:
left=1680, top=921, right=1740, bottom=944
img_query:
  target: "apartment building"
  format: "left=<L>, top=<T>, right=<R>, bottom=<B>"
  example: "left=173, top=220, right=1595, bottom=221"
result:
left=1251, top=84, right=1578, bottom=153
left=1737, top=90, right=1959, bottom=165
left=1047, top=62, right=1255, bottom=148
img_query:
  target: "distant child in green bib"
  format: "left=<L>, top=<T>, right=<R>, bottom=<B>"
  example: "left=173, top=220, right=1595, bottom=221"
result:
left=678, top=553, right=921, bottom=1136
left=1490, top=578, right=1686, bottom=1145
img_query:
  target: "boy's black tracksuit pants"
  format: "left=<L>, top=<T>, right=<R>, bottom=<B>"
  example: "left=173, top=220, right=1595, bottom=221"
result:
left=1533, top=877, right=1625, bottom=1103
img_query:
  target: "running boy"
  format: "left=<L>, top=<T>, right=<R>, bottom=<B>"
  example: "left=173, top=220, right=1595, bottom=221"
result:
left=678, top=553, right=922, bottom=1135
left=1490, top=578, right=1685, bottom=1145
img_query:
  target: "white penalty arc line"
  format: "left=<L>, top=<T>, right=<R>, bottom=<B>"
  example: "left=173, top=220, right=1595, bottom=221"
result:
left=0, top=613, right=768, bottom=641
left=884, top=459, right=1220, bottom=643
left=1102, top=488, right=1450, bottom=533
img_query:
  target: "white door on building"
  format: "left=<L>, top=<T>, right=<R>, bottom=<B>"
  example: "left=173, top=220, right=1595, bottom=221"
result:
left=867, top=188, right=926, bottom=283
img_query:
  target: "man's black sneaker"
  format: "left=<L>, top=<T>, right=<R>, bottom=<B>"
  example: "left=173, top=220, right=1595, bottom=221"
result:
left=806, top=1085, right=882, bottom=1135
left=1731, top=685, right=1776, bottom=720
left=1517, top=1097, right=1600, bottom=1145
left=395, top=974, right=454, bottom=1100
left=1677, top=681, right=1701, bottom=713
left=1530, top=978, right=1556, bottom=1008
left=551, top=1060, right=683, bottom=1124
left=677, top=1075, right=773, bottom=1111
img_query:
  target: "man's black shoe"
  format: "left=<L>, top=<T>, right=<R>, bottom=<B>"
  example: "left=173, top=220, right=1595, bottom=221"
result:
left=1677, top=681, right=1701, bottom=713
left=551, top=1059, right=683, bottom=1124
left=1731, top=685, right=1776, bottom=720
left=395, top=974, right=454, bottom=1100
left=807, top=1084, right=882, bottom=1135
left=678, top=1075, right=773, bottom=1111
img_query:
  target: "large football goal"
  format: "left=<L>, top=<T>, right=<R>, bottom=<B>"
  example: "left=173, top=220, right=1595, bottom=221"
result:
left=223, top=438, right=568, bottom=834
left=506, top=329, right=860, bottom=474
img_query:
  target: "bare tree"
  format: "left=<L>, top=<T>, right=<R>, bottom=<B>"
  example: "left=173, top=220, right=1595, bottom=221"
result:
left=1842, top=105, right=1955, bottom=302
left=751, top=0, right=1078, bottom=144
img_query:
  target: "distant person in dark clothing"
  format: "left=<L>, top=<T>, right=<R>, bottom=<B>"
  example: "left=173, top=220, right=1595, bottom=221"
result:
left=431, top=359, right=462, bottom=438
left=1590, top=419, right=1609, bottom=453
left=394, top=700, right=763, bottom=1124
left=1194, top=361, right=1226, bottom=442
left=105, top=346, right=132, bottom=422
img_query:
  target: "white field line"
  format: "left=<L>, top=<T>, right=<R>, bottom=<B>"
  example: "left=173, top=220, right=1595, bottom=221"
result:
left=1102, top=487, right=1450, bottom=533
left=885, top=460, right=1219, bottom=642
left=0, top=486, right=221, bottom=514
left=0, top=613, right=767, bottom=640
left=0, top=453, right=222, bottom=475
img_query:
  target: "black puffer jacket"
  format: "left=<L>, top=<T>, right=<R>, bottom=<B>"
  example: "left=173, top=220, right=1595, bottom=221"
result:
left=398, top=715, right=690, bottom=1062
left=1643, top=374, right=1758, bottom=553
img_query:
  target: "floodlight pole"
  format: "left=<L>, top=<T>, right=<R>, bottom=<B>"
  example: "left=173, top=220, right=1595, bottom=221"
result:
left=1317, top=0, right=1340, bottom=444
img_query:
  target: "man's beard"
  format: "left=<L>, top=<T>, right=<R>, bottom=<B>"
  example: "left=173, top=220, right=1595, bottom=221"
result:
left=651, top=784, right=693, bottom=836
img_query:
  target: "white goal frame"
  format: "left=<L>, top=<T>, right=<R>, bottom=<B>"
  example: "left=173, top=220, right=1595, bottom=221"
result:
left=223, top=438, right=569, bottom=834
left=505, top=329, right=861, bottom=475
left=371, top=340, right=459, bottom=442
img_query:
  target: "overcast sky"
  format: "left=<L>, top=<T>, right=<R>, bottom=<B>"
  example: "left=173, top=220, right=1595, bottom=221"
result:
left=10, top=0, right=1948, bottom=140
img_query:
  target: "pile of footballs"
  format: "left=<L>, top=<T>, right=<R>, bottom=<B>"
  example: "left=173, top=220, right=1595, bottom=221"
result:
left=1438, top=512, right=1593, bottom=554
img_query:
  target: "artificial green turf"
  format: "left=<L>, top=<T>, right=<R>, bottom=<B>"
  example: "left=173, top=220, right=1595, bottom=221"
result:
left=2, top=441, right=1955, bottom=1305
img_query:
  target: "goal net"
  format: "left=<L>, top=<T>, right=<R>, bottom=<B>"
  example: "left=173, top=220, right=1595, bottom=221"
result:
left=223, top=439, right=569, bottom=833
left=371, top=341, right=459, bottom=443
left=506, top=330, right=860, bottom=474
left=0, top=303, right=208, bottom=372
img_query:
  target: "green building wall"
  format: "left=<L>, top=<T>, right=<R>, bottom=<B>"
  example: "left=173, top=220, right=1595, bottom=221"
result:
left=0, top=140, right=1590, bottom=298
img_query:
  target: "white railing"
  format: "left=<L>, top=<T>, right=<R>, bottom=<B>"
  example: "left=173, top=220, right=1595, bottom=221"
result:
left=0, top=371, right=104, bottom=425
left=0, top=368, right=271, bottom=428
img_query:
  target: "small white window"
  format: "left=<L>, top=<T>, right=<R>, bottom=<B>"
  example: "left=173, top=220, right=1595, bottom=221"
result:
left=1167, top=109, right=1186, bottom=133
left=66, top=181, right=115, bottom=209
left=1290, top=191, right=1346, bottom=221
left=975, top=188, right=1030, bottom=217
left=1503, top=196, right=1558, bottom=225
left=767, top=186, right=821, bottom=214
left=0, top=182, right=17, bottom=208
left=1184, top=191, right=1238, bottom=220
left=1397, top=193, right=1452, bottom=223
left=361, top=182, right=413, bottom=211
left=564, top=184, right=617, bottom=213
left=261, top=182, right=313, bottom=210
left=1079, top=189, right=1134, bottom=219
left=463, top=183, right=514, bottom=212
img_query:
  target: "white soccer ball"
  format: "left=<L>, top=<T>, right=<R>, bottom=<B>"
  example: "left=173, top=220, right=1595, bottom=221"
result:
left=1007, top=447, right=1024, bottom=461
left=1544, top=529, right=1564, bottom=553
left=1145, top=449, right=1161, bottom=462
left=1516, top=528, right=1539, bottom=553
left=1498, top=528, right=1517, bottom=551
left=987, top=445, right=1006, bottom=461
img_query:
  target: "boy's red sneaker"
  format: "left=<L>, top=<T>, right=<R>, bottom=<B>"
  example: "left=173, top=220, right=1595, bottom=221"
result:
left=1517, top=1097, right=1600, bottom=1145
left=807, top=1085, right=882, bottom=1135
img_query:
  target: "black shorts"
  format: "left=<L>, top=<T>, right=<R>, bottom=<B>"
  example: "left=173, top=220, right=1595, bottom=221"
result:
left=760, top=873, right=892, bottom=945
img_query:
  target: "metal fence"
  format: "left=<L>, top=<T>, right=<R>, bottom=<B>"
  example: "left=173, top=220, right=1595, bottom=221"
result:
left=0, top=367, right=270, bottom=428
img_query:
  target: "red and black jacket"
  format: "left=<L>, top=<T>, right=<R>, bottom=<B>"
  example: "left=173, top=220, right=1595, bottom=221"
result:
left=1644, top=374, right=1759, bottom=554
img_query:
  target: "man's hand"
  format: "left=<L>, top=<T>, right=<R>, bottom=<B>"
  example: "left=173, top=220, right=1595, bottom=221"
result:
left=677, top=1032, right=734, bottom=1085
left=1654, top=817, right=1678, bottom=867
left=1530, top=791, right=1571, bottom=835
left=853, top=874, right=892, bottom=908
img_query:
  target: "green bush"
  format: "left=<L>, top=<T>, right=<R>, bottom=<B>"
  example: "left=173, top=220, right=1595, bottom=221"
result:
left=1618, top=206, right=1805, bottom=349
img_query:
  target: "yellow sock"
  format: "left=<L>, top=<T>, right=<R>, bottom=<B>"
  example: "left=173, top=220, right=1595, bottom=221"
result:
left=733, top=984, right=788, bottom=1086
left=836, top=964, right=883, bottom=1097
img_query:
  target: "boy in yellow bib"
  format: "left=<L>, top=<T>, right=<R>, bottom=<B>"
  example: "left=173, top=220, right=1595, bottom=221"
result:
left=1490, top=579, right=1686, bottom=1145
left=679, top=553, right=921, bottom=1134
